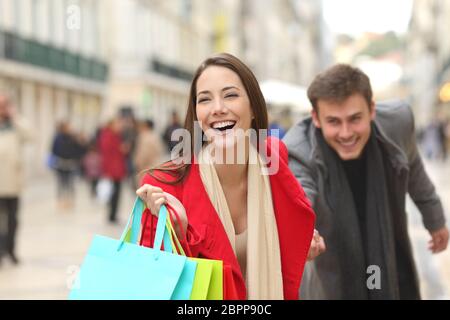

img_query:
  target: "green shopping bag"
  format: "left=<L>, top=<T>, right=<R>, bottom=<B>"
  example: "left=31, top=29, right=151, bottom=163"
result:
left=165, top=206, right=223, bottom=300
left=69, top=199, right=197, bottom=300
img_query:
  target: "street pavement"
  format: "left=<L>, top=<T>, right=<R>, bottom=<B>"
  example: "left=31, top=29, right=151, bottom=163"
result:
left=0, top=159, right=449, bottom=300
left=0, top=172, right=136, bottom=299
left=407, top=158, right=450, bottom=299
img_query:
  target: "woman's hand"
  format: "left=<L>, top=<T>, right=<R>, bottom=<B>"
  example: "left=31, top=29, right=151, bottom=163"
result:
left=307, top=229, right=326, bottom=261
left=136, top=184, right=188, bottom=239
left=136, top=184, right=167, bottom=216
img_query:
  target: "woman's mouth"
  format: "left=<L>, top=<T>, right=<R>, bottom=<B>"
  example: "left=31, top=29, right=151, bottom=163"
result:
left=211, top=120, right=236, bottom=134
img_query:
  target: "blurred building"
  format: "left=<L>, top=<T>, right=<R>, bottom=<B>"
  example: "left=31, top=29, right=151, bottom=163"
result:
left=103, top=0, right=332, bottom=132
left=406, top=0, right=450, bottom=126
left=0, top=0, right=108, bottom=177
left=1, top=0, right=334, bottom=178
left=102, top=0, right=214, bottom=133
left=208, top=0, right=333, bottom=128
left=212, top=0, right=331, bottom=86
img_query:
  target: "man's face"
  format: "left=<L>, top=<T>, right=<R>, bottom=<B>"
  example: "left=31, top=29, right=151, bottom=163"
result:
left=312, top=93, right=375, bottom=160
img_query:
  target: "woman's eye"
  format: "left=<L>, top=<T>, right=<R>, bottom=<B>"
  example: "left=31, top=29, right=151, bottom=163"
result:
left=197, top=98, right=210, bottom=103
left=225, top=94, right=238, bottom=98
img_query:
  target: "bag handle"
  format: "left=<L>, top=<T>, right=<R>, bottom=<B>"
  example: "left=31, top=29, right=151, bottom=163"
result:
left=165, top=202, right=193, bottom=257
left=118, top=197, right=144, bottom=248
left=153, top=205, right=169, bottom=250
left=117, top=197, right=168, bottom=252
left=164, top=212, right=185, bottom=256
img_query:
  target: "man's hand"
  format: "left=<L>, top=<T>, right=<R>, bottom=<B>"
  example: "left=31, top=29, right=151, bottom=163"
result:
left=307, top=229, right=326, bottom=261
left=429, top=226, right=449, bottom=254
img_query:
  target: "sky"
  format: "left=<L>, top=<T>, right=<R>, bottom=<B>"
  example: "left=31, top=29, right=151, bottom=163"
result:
left=322, top=0, right=414, bottom=36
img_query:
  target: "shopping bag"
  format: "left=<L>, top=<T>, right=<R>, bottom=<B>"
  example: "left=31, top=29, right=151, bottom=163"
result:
left=96, top=178, right=113, bottom=204
left=69, top=199, right=195, bottom=300
left=163, top=214, right=213, bottom=300
left=164, top=204, right=223, bottom=300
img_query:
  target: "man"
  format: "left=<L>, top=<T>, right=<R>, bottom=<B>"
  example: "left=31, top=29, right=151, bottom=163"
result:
left=0, top=91, right=32, bottom=265
left=283, top=64, right=448, bottom=299
left=133, top=119, right=163, bottom=182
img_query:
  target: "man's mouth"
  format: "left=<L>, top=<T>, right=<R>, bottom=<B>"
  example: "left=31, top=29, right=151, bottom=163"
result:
left=337, top=137, right=359, bottom=149
left=211, top=120, right=236, bottom=132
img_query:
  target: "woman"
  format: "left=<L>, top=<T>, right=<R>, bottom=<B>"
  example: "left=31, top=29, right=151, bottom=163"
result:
left=98, top=117, right=129, bottom=223
left=137, top=53, right=321, bottom=300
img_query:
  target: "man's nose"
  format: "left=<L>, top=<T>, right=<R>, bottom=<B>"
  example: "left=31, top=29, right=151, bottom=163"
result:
left=338, top=123, right=353, bottom=140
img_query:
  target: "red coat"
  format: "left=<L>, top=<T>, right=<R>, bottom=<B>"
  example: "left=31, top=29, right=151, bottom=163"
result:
left=140, top=137, right=315, bottom=300
left=98, top=127, right=127, bottom=180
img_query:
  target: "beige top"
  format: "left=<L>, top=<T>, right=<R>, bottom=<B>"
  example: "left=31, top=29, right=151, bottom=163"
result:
left=0, top=117, right=32, bottom=196
left=235, top=229, right=248, bottom=281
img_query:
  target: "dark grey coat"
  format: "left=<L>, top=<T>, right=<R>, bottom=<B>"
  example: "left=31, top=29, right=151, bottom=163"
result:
left=283, top=100, right=446, bottom=299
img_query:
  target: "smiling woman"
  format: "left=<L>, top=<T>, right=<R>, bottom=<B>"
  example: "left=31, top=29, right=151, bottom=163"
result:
left=195, top=66, right=253, bottom=152
left=135, top=53, right=318, bottom=300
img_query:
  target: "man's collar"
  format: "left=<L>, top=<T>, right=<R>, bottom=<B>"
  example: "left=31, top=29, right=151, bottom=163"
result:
left=372, top=120, right=409, bottom=172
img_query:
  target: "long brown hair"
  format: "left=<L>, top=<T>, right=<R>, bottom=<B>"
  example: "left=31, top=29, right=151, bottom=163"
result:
left=148, top=53, right=268, bottom=185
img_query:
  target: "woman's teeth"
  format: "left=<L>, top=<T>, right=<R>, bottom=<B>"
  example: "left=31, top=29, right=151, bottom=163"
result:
left=212, top=121, right=236, bottom=131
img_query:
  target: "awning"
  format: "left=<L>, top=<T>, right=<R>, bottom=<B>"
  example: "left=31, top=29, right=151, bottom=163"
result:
left=259, top=80, right=311, bottom=113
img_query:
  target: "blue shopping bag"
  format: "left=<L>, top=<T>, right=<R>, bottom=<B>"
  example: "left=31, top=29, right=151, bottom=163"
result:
left=69, top=199, right=197, bottom=300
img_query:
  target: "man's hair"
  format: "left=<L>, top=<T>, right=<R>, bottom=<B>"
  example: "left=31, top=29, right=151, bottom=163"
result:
left=307, top=64, right=373, bottom=111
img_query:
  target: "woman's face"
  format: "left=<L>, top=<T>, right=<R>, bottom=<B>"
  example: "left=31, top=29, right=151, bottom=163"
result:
left=195, top=66, right=253, bottom=152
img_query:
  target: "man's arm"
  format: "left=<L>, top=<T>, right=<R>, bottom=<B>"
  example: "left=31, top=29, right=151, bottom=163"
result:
left=405, top=108, right=448, bottom=252
left=288, top=149, right=326, bottom=260
left=288, top=151, right=318, bottom=207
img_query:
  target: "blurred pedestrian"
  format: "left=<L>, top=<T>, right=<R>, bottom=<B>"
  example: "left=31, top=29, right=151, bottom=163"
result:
left=445, top=118, right=450, bottom=161
left=0, top=91, right=32, bottom=265
left=268, top=112, right=287, bottom=139
left=163, top=110, right=183, bottom=154
left=133, top=119, right=163, bottom=184
left=284, top=64, right=449, bottom=299
left=422, top=118, right=442, bottom=160
left=120, top=111, right=138, bottom=189
left=98, top=118, right=129, bottom=223
left=50, top=121, right=85, bottom=210
left=438, top=117, right=448, bottom=161
left=81, top=141, right=102, bottom=198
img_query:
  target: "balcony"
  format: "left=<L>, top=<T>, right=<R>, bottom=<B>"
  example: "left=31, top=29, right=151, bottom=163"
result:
left=0, top=30, right=108, bottom=82
left=150, top=58, right=193, bottom=82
